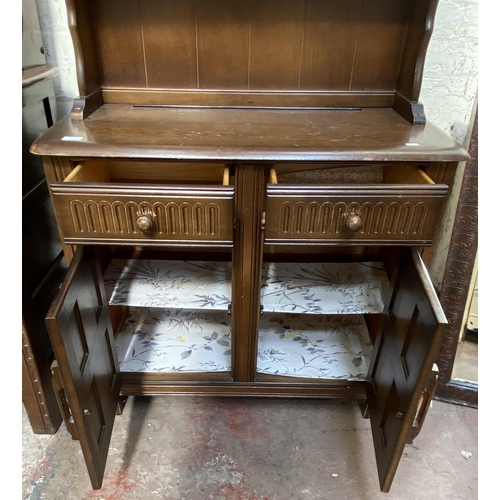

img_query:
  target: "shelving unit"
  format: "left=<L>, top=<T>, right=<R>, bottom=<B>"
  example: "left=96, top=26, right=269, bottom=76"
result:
left=257, top=312, right=372, bottom=380
left=116, top=307, right=232, bottom=374
left=104, top=259, right=387, bottom=379
left=103, top=259, right=232, bottom=309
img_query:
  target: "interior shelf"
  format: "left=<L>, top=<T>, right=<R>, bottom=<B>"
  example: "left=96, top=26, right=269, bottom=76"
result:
left=261, top=261, right=389, bottom=315
left=104, top=259, right=232, bottom=310
left=257, top=313, right=372, bottom=380
left=105, top=259, right=386, bottom=378
left=116, top=307, right=232, bottom=373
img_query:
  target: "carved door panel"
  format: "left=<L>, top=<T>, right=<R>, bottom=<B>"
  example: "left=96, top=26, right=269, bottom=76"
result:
left=367, top=247, right=447, bottom=492
left=46, top=246, right=120, bottom=490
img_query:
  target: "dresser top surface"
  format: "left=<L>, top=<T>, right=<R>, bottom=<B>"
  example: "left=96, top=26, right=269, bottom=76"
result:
left=31, top=105, right=468, bottom=163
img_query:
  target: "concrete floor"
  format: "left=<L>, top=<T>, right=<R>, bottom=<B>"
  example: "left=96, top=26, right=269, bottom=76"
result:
left=22, top=396, right=477, bottom=500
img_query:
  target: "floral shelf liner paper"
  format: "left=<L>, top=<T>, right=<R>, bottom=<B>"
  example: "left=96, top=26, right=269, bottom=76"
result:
left=116, top=307, right=232, bottom=372
left=117, top=308, right=372, bottom=379
left=257, top=313, right=372, bottom=380
left=104, top=259, right=232, bottom=310
left=105, top=259, right=389, bottom=316
left=261, top=262, right=389, bottom=315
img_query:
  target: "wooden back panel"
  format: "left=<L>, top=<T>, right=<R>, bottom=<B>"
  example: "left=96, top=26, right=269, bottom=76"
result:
left=67, top=0, right=437, bottom=111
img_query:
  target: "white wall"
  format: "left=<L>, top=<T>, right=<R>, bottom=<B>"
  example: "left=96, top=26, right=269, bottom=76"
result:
left=421, top=0, right=478, bottom=289
left=34, top=0, right=79, bottom=119
left=421, top=0, right=478, bottom=145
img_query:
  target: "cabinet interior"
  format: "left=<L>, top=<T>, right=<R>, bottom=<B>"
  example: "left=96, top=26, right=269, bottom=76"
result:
left=270, top=164, right=435, bottom=185
left=65, top=160, right=231, bottom=185
left=64, top=161, right=436, bottom=187
left=102, top=250, right=391, bottom=380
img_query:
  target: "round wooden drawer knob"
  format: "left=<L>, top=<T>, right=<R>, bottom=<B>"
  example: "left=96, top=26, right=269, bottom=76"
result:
left=137, top=213, right=155, bottom=234
left=346, top=214, right=362, bottom=232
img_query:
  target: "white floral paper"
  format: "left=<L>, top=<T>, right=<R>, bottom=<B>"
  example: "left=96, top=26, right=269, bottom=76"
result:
left=104, top=259, right=232, bottom=310
left=116, top=307, right=232, bottom=372
left=105, top=259, right=383, bottom=378
left=257, top=313, right=372, bottom=380
left=261, top=262, right=389, bottom=314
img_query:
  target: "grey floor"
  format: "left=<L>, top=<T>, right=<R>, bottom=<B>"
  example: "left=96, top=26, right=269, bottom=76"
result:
left=22, top=396, right=477, bottom=500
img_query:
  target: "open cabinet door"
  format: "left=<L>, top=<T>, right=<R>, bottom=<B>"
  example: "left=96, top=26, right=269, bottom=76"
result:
left=367, top=247, right=447, bottom=492
left=46, top=246, right=121, bottom=489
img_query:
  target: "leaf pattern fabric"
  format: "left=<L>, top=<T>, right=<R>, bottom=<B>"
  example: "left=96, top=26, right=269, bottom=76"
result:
left=116, top=307, right=232, bottom=372
left=104, top=259, right=232, bottom=310
left=261, top=262, right=389, bottom=314
left=105, top=259, right=387, bottom=379
left=257, top=313, right=372, bottom=380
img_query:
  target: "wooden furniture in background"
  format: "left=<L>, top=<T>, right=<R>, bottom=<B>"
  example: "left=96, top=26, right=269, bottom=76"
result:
left=30, top=0, right=470, bottom=492
left=22, top=64, right=65, bottom=434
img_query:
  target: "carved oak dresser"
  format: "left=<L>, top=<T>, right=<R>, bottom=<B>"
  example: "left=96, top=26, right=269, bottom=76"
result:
left=30, top=0, right=469, bottom=492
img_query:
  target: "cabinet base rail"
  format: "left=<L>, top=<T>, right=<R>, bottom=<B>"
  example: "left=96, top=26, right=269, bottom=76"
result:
left=119, top=379, right=368, bottom=399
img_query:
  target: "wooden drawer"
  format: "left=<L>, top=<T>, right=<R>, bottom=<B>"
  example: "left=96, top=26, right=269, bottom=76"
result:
left=265, top=165, right=448, bottom=245
left=50, top=160, right=234, bottom=246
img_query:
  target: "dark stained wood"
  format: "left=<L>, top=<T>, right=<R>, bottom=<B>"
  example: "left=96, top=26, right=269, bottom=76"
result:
left=91, top=0, right=146, bottom=88
left=31, top=105, right=469, bottom=162
left=50, top=360, right=79, bottom=440
left=120, top=374, right=367, bottom=399
left=71, top=87, right=103, bottom=120
left=367, top=248, right=447, bottom=492
left=22, top=67, right=65, bottom=435
left=197, top=0, right=250, bottom=89
left=49, top=177, right=235, bottom=247
left=22, top=321, right=63, bottom=434
left=231, top=165, right=266, bottom=382
left=300, top=0, right=362, bottom=90
left=393, top=93, right=426, bottom=125
left=406, top=363, right=439, bottom=443
left=248, top=0, right=304, bottom=89
left=396, top=0, right=439, bottom=103
left=141, top=1, right=198, bottom=89
left=265, top=176, right=449, bottom=246
left=61, top=0, right=443, bottom=121
left=263, top=246, right=384, bottom=261
left=435, top=380, right=478, bottom=407
left=46, top=247, right=121, bottom=489
left=350, top=0, right=410, bottom=91
left=102, top=88, right=394, bottom=108
left=42, top=156, right=76, bottom=264
left=66, top=0, right=101, bottom=96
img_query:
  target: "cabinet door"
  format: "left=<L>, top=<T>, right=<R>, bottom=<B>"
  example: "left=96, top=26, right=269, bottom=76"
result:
left=367, top=247, right=446, bottom=492
left=46, top=246, right=120, bottom=490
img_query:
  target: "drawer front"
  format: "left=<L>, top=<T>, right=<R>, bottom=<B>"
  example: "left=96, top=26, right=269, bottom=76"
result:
left=51, top=184, right=234, bottom=246
left=265, top=185, right=448, bottom=245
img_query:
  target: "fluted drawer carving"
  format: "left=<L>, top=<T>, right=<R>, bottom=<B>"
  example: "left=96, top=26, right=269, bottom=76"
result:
left=51, top=186, right=234, bottom=245
left=265, top=186, right=448, bottom=245
left=277, top=201, right=429, bottom=236
left=68, top=200, right=223, bottom=236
